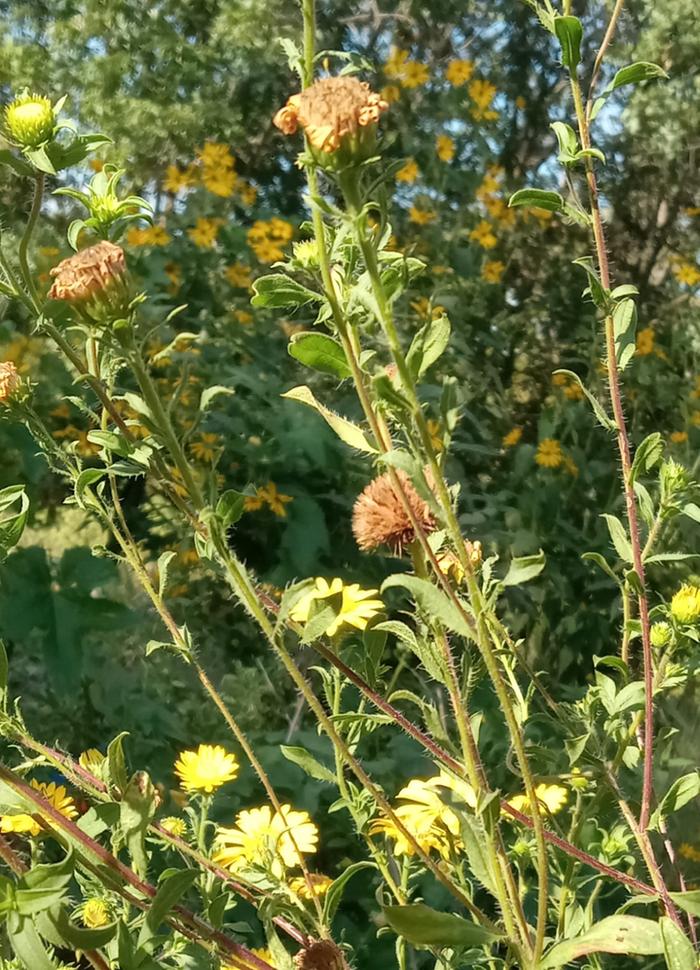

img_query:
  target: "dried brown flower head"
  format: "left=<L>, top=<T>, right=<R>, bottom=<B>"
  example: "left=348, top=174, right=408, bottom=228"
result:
left=352, top=469, right=435, bottom=554
left=294, top=940, right=348, bottom=970
left=274, top=75, right=388, bottom=155
left=48, top=240, right=127, bottom=309
left=0, top=361, right=20, bottom=404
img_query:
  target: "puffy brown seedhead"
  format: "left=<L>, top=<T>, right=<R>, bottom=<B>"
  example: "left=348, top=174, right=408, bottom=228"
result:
left=352, top=469, right=435, bottom=554
left=294, top=940, right=348, bottom=970
left=274, top=75, right=388, bottom=154
left=48, top=240, right=127, bottom=304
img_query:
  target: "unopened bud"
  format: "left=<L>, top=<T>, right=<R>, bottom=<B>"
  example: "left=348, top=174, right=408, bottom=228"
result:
left=650, top=621, right=672, bottom=648
left=4, top=91, right=55, bottom=148
left=670, top=583, right=700, bottom=625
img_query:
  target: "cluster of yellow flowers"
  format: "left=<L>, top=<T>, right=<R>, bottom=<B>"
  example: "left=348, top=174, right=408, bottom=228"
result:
left=163, top=143, right=257, bottom=205
left=636, top=326, right=655, bottom=356
left=190, top=432, right=221, bottom=463
left=384, top=48, right=429, bottom=89
left=371, top=770, right=568, bottom=860
left=482, top=259, right=506, bottom=283
left=468, top=79, right=499, bottom=121
left=436, top=133, right=455, bottom=162
left=290, top=577, right=384, bottom=637
left=125, top=223, right=172, bottom=247
left=244, top=481, right=293, bottom=517
left=225, top=262, right=253, bottom=289
left=672, top=259, right=700, bottom=287
left=247, top=218, right=294, bottom=263
left=408, top=204, right=436, bottom=225
left=187, top=216, right=224, bottom=249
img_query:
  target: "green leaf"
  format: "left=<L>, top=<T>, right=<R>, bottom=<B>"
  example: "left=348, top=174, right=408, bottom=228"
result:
left=508, top=188, right=564, bottom=212
left=630, top=433, right=664, bottom=484
left=288, top=332, right=352, bottom=379
left=612, top=298, right=637, bottom=371
left=649, top=772, right=700, bottom=832
left=539, top=916, right=664, bottom=968
left=280, top=745, right=336, bottom=784
left=551, top=121, right=578, bottom=163
left=553, top=369, right=615, bottom=431
left=25, top=145, right=57, bottom=175
left=0, top=485, right=29, bottom=561
left=199, top=384, right=235, bottom=412
left=107, top=731, right=129, bottom=793
left=374, top=620, right=448, bottom=684
left=669, top=891, right=700, bottom=918
left=251, top=274, right=322, bottom=308
left=458, top=815, right=497, bottom=894
left=15, top=849, right=74, bottom=916
left=281, top=385, right=377, bottom=454
left=682, top=503, right=700, bottom=524
left=581, top=552, right=622, bottom=589
left=601, top=514, right=633, bottom=563
left=406, top=315, right=451, bottom=380
left=609, top=62, right=668, bottom=92
left=323, top=862, right=376, bottom=924
left=381, top=574, right=474, bottom=639
left=36, top=904, right=117, bottom=949
left=554, top=16, right=583, bottom=70
left=74, top=468, right=105, bottom=509
left=502, top=549, right=546, bottom=586
left=383, top=903, right=502, bottom=948
left=157, top=550, right=177, bottom=598
left=217, top=489, right=248, bottom=529
left=660, top=917, right=696, bottom=970
left=0, top=149, right=34, bottom=177
left=7, top=912, right=58, bottom=969
left=140, top=869, right=197, bottom=944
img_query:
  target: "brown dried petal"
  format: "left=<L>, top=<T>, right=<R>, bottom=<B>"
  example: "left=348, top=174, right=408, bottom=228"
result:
left=294, top=940, right=348, bottom=970
left=352, top=469, right=435, bottom=554
left=0, top=361, right=20, bottom=403
left=48, top=240, right=127, bottom=304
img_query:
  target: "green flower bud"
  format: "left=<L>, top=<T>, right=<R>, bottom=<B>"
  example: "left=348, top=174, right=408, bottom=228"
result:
left=650, top=621, right=672, bottom=648
left=4, top=92, right=55, bottom=148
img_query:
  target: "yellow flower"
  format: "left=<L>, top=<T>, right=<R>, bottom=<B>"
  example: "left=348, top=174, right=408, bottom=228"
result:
left=381, top=84, right=401, bottom=104
left=670, top=431, right=688, bottom=444
left=436, top=134, right=455, bottom=162
left=163, top=164, right=196, bottom=193
left=1, top=781, right=78, bottom=837
left=252, top=239, right=284, bottom=263
left=237, top=180, right=258, bottom=207
left=289, top=577, right=383, bottom=636
left=384, top=47, right=410, bottom=79
left=160, top=816, right=188, bottom=838
left=126, top=224, right=172, bottom=247
left=79, top=749, right=105, bottom=773
left=4, top=92, right=55, bottom=148
left=484, top=196, right=516, bottom=227
left=289, top=873, right=333, bottom=899
left=673, top=262, right=700, bottom=287
left=563, top=455, right=579, bottom=477
left=202, top=167, right=237, bottom=197
left=476, top=173, right=501, bottom=199
left=174, top=744, right=239, bottom=793
left=244, top=482, right=293, bottom=517
left=515, top=95, right=526, bottom=110
left=692, top=411, right=700, bottom=427
left=468, top=79, right=499, bottom=121
left=482, top=259, right=505, bottom=283
left=197, top=142, right=235, bottom=170
left=563, top=382, right=584, bottom=401
left=187, top=218, right=221, bottom=249
left=400, top=61, right=429, bottom=88
left=82, top=899, right=110, bottom=928
left=426, top=418, right=443, bottom=452
left=536, top=438, right=563, bottom=468
left=670, top=584, right=700, bottom=624
left=234, top=309, right=253, bottom=326
left=502, top=427, right=522, bottom=448
left=469, top=220, right=497, bottom=249
left=165, top=262, right=182, bottom=291
left=445, top=59, right=474, bottom=86
left=225, top=263, right=252, bottom=289
left=190, top=433, right=221, bottom=463
left=409, top=206, right=436, bottom=225
left=636, top=327, right=654, bottom=356
left=214, top=804, right=318, bottom=876
left=396, top=158, right=419, bottom=183
left=508, top=783, right=568, bottom=816
left=370, top=772, right=475, bottom=859
left=225, top=948, right=277, bottom=970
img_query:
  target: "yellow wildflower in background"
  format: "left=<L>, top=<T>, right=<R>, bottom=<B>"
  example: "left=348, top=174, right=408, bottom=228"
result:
left=502, top=427, right=522, bottom=448
left=381, top=84, right=401, bottom=104
left=225, top=263, right=252, bottom=289
left=482, top=260, right=505, bottom=283
left=409, top=206, right=436, bottom=225
left=468, top=79, right=499, bottom=121
left=508, top=783, right=568, bottom=816
left=214, top=804, right=318, bottom=875
left=289, top=873, right=333, bottom=899
left=536, top=438, right=563, bottom=468
left=244, top=482, right=293, bottom=517
left=436, top=134, right=455, bottom=162
left=673, top=261, right=700, bottom=287
left=188, top=217, right=221, bottom=249
left=469, top=220, right=497, bottom=249
left=202, top=167, right=237, bottom=197
left=247, top=218, right=294, bottom=263
left=679, top=843, right=700, bottom=863
left=234, top=309, right=253, bottom=326
left=82, top=899, right=110, bottom=928
left=396, top=158, right=419, bottom=183
left=238, top=180, right=258, bottom=207
left=670, top=430, right=688, bottom=444
left=670, top=584, right=700, bottom=624
left=445, top=59, right=474, bottom=86
left=197, top=142, right=235, bottom=170
left=126, top=224, right=171, bottom=247
left=190, top=433, right=221, bottom=463
left=290, top=578, right=383, bottom=636
left=163, top=164, right=197, bottom=193
left=0, top=781, right=78, bottom=838
left=400, top=61, right=429, bottom=88
left=384, top=47, right=410, bottom=79
left=636, top=327, right=654, bottom=355
left=174, top=744, right=239, bottom=793
left=563, top=455, right=579, bottom=477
